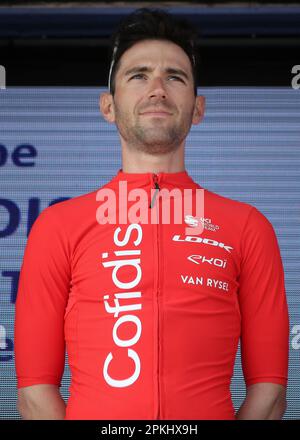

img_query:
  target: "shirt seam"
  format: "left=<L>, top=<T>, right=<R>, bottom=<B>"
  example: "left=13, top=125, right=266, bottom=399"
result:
left=45, top=205, right=73, bottom=391
left=238, top=205, right=255, bottom=268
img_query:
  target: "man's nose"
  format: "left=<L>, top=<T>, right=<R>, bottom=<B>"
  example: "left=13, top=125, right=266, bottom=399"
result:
left=148, top=76, right=167, bottom=99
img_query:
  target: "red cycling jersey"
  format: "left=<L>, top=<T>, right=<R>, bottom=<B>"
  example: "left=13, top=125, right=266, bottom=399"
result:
left=14, top=169, right=289, bottom=419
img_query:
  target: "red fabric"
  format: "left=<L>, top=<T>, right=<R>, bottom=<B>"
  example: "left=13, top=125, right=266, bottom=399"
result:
left=14, top=169, right=289, bottom=419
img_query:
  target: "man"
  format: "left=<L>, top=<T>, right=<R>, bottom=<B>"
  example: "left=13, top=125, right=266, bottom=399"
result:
left=14, top=8, right=289, bottom=420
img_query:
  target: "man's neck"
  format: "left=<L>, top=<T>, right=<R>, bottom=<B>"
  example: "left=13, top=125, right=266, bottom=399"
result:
left=121, top=146, right=185, bottom=174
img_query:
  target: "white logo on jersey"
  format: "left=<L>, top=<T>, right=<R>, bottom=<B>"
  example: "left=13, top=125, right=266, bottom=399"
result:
left=184, top=215, right=199, bottom=227
left=173, top=234, right=233, bottom=253
left=187, top=254, right=227, bottom=269
left=184, top=215, right=220, bottom=232
left=101, top=223, right=143, bottom=388
left=181, top=274, right=229, bottom=292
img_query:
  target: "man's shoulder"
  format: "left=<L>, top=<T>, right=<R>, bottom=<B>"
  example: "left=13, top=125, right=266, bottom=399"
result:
left=32, top=180, right=113, bottom=234
left=42, top=178, right=114, bottom=219
left=201, top=185, right=274, bottom=234
left=38, top=188, right=96, bottom=223
left=203, top=186, right=254, bottom=216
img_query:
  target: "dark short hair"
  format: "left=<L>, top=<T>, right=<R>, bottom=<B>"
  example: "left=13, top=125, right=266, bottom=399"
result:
left=108, top=8, right=199, bottom=96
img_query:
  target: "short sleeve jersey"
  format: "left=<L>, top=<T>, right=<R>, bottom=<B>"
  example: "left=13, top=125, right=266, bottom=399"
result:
left=14, top=169, right=289, bottom=419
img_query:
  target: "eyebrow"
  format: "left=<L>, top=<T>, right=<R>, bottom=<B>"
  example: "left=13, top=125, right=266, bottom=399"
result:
left=124, top=65, right=189, bottom=81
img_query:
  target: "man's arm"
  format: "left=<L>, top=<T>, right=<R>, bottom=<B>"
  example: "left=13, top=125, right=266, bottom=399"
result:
left=14, top=207, right=70, bottom=418
left=235, top=383, right=287, bottom=420
left=17, top=384, right=66, bottom=420
left=236, top=208, right=289, bottom=420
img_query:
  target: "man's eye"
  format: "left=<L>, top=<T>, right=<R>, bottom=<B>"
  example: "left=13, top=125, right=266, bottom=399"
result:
left=169, top=75, right=184, bottom=82
left=128, top=74, right=184, bottom=82
left=130, top=74, right=145, bottom=80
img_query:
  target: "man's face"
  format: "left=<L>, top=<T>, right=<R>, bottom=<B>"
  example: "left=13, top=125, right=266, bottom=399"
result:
left=108, top=39, right=202, bottom=155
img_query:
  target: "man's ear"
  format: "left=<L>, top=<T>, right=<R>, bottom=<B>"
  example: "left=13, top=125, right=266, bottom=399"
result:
left=192, top=95, right=205, bottom=125
left=99, top=92, right=115, bottom=123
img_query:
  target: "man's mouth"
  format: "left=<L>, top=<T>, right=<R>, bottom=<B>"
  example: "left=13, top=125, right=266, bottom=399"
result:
left=141, top=112, right=170, bottom=116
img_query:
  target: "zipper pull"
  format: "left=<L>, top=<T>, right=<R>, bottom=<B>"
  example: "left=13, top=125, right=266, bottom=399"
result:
left=149, top=174, right=160, bottom=208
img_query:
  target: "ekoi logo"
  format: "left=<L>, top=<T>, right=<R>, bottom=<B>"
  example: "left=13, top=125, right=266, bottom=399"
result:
left=188, top=254, right=227, bottom=269
left=101, top=223, right=143, bottom=388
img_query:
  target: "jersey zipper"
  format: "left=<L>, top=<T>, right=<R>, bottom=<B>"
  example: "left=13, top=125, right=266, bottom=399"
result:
left=149, top=173, right=161, bottom=419
left=149, top=178, right=160, bottom=208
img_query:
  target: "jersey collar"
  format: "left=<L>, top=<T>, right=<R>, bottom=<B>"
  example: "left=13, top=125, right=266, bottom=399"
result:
left=110, top=168, right=197, bottom=187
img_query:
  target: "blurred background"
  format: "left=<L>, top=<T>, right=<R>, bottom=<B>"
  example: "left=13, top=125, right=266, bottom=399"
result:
left=1, top=0, right=300, bottom=86
left=0, top=0, right=300, bottom=420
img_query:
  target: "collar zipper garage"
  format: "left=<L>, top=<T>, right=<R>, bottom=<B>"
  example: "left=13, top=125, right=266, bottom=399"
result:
left=149, top=173, right=161, bottom=419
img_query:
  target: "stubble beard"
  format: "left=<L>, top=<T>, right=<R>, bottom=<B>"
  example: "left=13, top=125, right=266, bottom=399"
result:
left=114, top=106, right=193, bottom=155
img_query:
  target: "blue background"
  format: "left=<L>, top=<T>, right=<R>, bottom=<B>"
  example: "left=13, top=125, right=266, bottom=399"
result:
left=0, top=86, right=299, bottom=419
